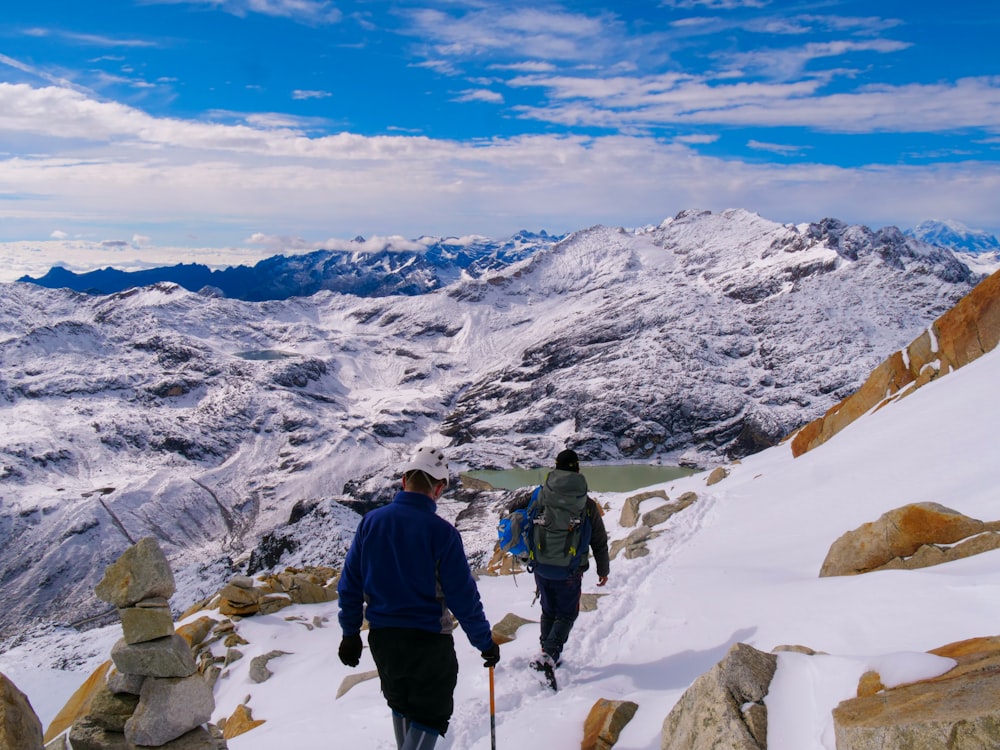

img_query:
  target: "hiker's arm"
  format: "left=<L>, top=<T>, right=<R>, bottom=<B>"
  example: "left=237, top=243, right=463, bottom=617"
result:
left=588, top=500, right=611, bottom=580
left=439, top=532, right=494, bottom=652
left=337, top=522, right=368, bottom=636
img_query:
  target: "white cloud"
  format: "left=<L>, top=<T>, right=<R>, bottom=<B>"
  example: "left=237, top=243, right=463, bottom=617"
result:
left=504, top=72, right=1000, bottom=135
left=675, top=133, right=719, bottom=144
left=724, top=39, right=911, bottom=80
left=453, top=89, right=504, bottom=104
left=292, top=89, right=332, bottom=100
left=404, top=6, right=620, bottom=63
left=0, top=81, right=999, bottom=255
left=747, top=139, right=805, bottom=155
left=146, top=0, right=342, bottom=24
left=661, top=0, right=767, bottom=8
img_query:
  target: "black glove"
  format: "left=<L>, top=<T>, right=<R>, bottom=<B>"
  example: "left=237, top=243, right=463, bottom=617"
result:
left=481, top=641, right=500, bottom=668
left=339, top=634, right=363, bottom=667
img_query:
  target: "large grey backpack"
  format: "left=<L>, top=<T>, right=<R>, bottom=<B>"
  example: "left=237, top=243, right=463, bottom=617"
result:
left=530, top=470, right=591, bottom=579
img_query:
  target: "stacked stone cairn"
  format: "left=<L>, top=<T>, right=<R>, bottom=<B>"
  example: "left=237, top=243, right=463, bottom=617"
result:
left=67, top=537, right=224, bottom=749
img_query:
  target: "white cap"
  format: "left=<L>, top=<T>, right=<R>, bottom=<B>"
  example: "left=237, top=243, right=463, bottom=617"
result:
left=401, top=446, right=450, bottom=481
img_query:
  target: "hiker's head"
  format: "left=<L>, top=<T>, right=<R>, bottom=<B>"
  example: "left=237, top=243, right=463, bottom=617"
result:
left=401, top=446, right=450, bottom=498
left=555, top=449, right=580, bottom=473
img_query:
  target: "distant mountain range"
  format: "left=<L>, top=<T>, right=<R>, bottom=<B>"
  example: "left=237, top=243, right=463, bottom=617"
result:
left=16, top=231, right=561, bottom=300
left=16, top=219, right=999, bottom=302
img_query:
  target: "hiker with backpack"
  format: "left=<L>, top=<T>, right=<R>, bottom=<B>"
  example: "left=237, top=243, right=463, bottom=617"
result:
left=337, top=446, right=501, bottom=750
left=506, top=448, right=609, bottom=687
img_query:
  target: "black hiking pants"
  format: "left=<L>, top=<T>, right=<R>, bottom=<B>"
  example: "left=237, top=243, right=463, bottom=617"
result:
left=368, top=627, right=458, bottom=736
left=535, top=570, right=583, bottom=663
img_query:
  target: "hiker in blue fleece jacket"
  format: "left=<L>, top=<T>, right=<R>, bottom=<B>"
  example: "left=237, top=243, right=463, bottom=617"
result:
left=338, top=446, right=500, bottom=750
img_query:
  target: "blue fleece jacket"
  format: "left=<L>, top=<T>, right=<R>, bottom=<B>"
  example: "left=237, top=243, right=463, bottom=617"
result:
left=337, top=490, right=494, bottom=652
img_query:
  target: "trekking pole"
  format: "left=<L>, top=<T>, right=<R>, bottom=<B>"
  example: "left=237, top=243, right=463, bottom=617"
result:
left=489, top=665, right=497, bottom=750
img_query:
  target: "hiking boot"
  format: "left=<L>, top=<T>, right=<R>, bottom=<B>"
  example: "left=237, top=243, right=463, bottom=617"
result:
left=529, top=652, right=557, bottom=671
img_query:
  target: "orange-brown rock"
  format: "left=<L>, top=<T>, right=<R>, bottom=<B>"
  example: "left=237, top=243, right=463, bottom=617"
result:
left=491, top=613, right=536, bottom=645
left=793, top=269, right=1000, bottom=457
left=820, top=502, right=1000, bottom=577
left=176, top=616, right=216, bottom=648
left=834, top=635, right=1000, bottom=749
left=43, top=660, right=112, bottom=742
left=221, top=703, right=266, bottom=740
left=582, top=698, right=639, bottom=750
left=856, top=670, right=885, bottom=698
left=484, top=544, right=528, bottom=576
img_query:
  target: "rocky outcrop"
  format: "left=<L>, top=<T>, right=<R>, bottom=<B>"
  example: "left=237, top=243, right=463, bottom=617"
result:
left=610, top=492, right=698, bottom=560
left=661, top=643, right=776, bottom=750
left=820, top=502, right=1000, bottom=577
left=208, top=568, right=338, bottom=618
left=793, top=268, right=1000, bottom=457
left=833, top=636, right=1000, bottom=748
left=0, top=673, right=45, bottom=749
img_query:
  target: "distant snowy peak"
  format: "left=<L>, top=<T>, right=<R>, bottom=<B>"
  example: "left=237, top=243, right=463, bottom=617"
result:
left=907, top=219, right=1000, bottom=254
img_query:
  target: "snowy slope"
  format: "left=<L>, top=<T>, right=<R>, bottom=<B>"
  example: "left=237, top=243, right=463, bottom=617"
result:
left=4, top=309, right=999, bottom=750
left=0, top=209, right=989, bottom=639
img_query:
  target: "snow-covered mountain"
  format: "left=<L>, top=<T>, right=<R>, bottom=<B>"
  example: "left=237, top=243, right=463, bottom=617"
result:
left=0, top=208, right=990, bottom=640
left=907, top=218, right=1000, bottom=254
left=5, top=271, right=1000, bottom=750
left=907, top=218, right=1000, bottom=278
left=15, top=231, right=560, bottom=301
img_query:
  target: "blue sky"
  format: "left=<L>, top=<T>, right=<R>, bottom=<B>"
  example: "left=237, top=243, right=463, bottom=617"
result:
left=1, top=0, right=999, bottom=262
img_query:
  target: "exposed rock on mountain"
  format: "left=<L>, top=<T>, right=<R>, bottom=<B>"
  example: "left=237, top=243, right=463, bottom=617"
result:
left=0, top=209, right=987, bottom=636
left=792, top=268, right=1000, bottom=457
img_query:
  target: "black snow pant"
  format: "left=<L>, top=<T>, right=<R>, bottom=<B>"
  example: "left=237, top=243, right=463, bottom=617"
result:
left=535, top=570, right=583, bottom=664
left=368, top=627, right=459, bottom=737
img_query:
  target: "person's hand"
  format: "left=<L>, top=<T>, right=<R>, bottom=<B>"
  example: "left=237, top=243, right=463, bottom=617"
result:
left=481, top=641, right=501, bottom=668
left=339, top=634, right=363, bottom=667
left=597, top=575, right=608, bottom=587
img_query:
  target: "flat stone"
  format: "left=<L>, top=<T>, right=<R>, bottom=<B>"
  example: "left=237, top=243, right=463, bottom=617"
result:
left=111, top=634, right=197, bottom=678
left=119, top=605, right=175, bottom=645
left=67, top=717, right=128, bottom=750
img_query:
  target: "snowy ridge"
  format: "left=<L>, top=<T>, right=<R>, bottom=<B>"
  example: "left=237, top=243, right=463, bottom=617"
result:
left=0, top=208, right=992, bottom=640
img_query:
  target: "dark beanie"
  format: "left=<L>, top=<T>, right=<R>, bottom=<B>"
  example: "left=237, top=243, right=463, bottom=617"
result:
left=555, top=449, right=580, bottom=472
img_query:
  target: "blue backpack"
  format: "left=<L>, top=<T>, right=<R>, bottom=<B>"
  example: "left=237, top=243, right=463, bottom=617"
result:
left=497, top=487, right=540, bottom=560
